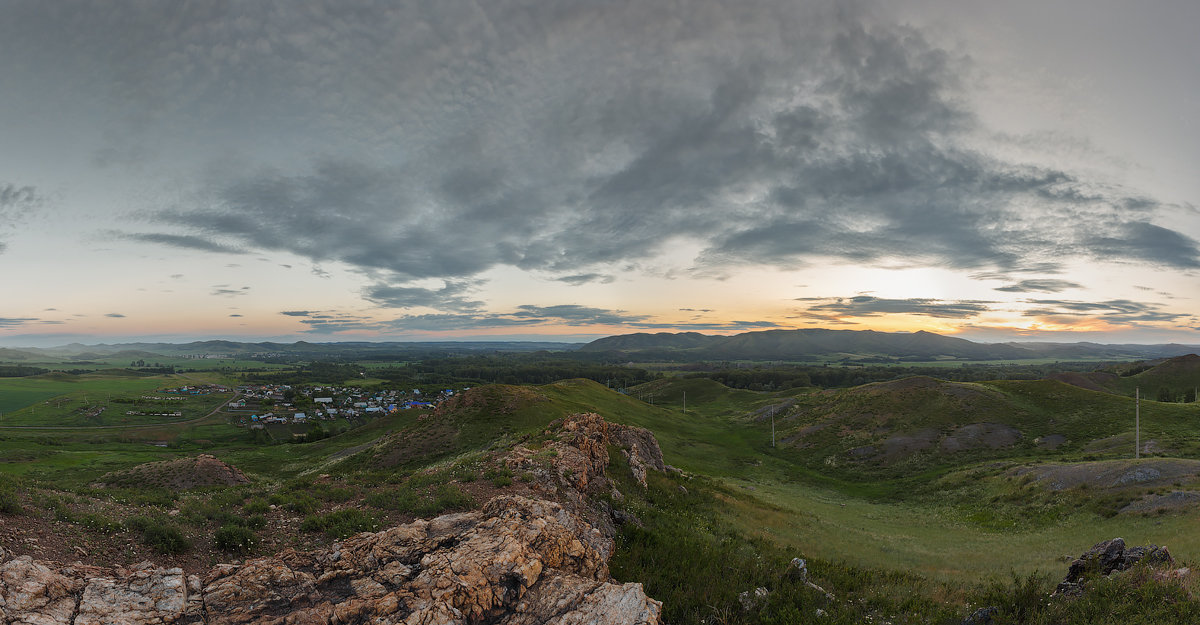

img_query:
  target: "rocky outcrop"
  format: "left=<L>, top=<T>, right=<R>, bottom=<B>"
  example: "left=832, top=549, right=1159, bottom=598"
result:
left=0, top=496, right=661, bottom=625
left=507, top=413, right=667, bottom=494
left=1055, top=537, right=1176, bottom=596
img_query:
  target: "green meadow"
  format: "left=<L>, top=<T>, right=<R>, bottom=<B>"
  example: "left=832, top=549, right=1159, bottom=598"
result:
left=2, top=357, right=1200, bottom=622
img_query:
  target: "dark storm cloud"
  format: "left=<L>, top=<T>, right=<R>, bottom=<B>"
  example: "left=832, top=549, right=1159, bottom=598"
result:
left=797, top=296, right=992, bottom=319
left=994, top=279, right=1083, bottom=293
left=84, top=0, right=1190, bottom=302
left=1023, top=299, right=1189, bottom=325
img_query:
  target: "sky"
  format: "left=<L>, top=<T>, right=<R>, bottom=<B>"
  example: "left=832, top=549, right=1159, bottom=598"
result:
left=1, top=0, right=1198, bottom=347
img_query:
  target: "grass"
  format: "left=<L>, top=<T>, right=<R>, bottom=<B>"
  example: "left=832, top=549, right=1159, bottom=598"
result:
left=301, top=508, right=379, bottom=539
left=214, top=524, right=259, bottom=554
left=4, top=368, right=1200, bottom=622
left=125, top=516, right=191, bottom=554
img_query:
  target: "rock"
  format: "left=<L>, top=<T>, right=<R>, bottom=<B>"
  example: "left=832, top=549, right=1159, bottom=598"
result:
left=75, top=564, right=187, bottom=625
left=0, top=555, right=84, bottom=625
left=961, top=605, right=998, bottom=625
left=611, top=509, right=644, bottom=528
left=1055, top=538, right=1175, bottom=596
left=0, top=495, right=661, bottom=625
left=508, top=413, right=668, bottom=494
left=790, top=557, right=808, bottom=581
left=737, top=587, right=770, bottom=611
left=200, top=495, right=659, bottom=624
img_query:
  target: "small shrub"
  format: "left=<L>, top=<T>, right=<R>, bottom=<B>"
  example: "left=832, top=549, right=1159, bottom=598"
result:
left=491, top=475, right=513, bottom=487
left=408, top=470, right=451, bottom=488
left=285, top=493, right=320, bottom=514
left=301, top=508, right=379, bottom=539
left=214, top=525, right=259, bottom=554
left=311, top=483, right=355, bottom=502
left=430, top=484, right=474, bottom=513
left=78, top=512, right=121, bottom=534
left=243, top=498, right=270, bottom=515
left=365, top=487, right=419, bottom=512
left=143, top=522, right=191, bottom=554
left=0, top=487, right=21, bottom=515
left=125, top=515, right=191, bottom=554
left=451, top=464, right=478, bottom=482
left=124, top=515, right=154, bottom=533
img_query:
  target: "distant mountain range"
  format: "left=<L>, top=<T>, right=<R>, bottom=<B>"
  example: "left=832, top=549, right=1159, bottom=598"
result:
left=578, top=329, right=1200, bottom=362
left=0, top=329, right=1197, bottom=364
left=0, top=340, right=580, bottom=362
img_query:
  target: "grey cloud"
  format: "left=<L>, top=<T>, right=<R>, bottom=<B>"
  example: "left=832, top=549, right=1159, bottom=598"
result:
left=1022, top=298, right=1188, bottom=324
left=798, top=296, right=993, bottom=319
left=0, top=183, right=44, bottom=251
left=280, top=310, right=313, bottom=317
left=229, top=314, right=243, bottom=317
left=363, top=280, right=484, bottom=312
left=377, top=308, right=782, bottom=334
left=105, top=313, right=126, bottom=318
left=0, top=317, right=39, bottom=327
left=379, top=314, right=543, bottom=333
left=211, top=286, right=250, bottom=297
left=296, top=312, right=380, bottom=334
left=123, top=233, right=244, bottom=254
left=629, top=320, right=784, bottom=331
left=1082, top=222, right=1200, bottom=269
left=554, top=273, right=615, bottom=286
left=94, top=0, right=1191, bottom=303
left=511, top=305, right=649, bottom=326
left=994, top=279, right=1083, bottom=293
left=0, top=183, right=42, bottom=212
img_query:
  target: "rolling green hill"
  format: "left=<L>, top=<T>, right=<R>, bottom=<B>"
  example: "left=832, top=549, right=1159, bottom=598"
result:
left=1110, top=354, right=1200, bottom=401
left=772, top=376, right=1200, bottom=479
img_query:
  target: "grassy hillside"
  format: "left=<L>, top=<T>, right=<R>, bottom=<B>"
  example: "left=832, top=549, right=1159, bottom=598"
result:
left=767, top=376, right=1200, bottom=481
left=1104, top=354, right=1200, bottom=402
left=5, top=371, right=1200, bottom=622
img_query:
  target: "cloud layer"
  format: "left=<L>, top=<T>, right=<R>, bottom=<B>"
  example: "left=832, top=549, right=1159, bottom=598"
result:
left=83, top=0, right=1192, bottom=313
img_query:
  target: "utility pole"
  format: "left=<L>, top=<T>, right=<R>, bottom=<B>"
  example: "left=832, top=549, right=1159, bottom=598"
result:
left=682, top=390, right=686, bottom=413
left=1136, top=386, right=1140, bottom=460
left=771, top=408, right=776, bottom=448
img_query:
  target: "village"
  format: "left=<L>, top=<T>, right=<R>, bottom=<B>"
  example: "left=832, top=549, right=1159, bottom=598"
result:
left=227, top=383, right=458, bottom=428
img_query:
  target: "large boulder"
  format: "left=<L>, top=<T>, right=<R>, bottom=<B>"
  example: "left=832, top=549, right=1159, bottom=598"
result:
left=1055, top=538, right=1174, bottom=596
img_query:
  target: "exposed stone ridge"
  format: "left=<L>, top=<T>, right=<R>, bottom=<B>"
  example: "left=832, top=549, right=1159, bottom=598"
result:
left=508, top=413, right=668, bottom=497
left=0, top=496, right=662, bottom=625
